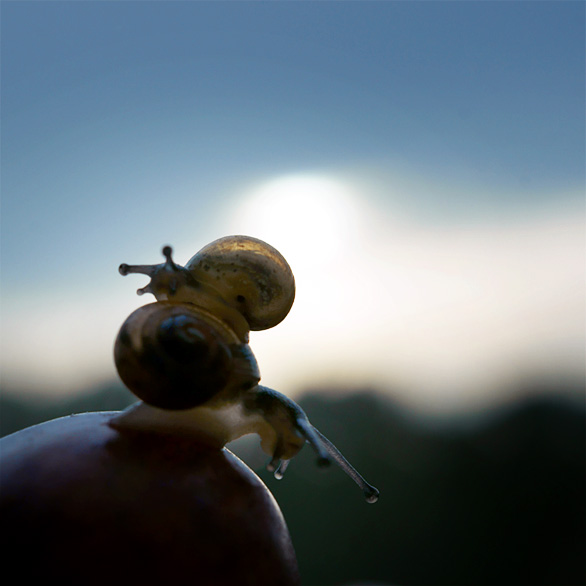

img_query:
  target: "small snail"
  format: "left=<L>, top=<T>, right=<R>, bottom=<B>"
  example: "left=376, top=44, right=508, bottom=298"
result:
left=112, top=235, right=379, bottom=503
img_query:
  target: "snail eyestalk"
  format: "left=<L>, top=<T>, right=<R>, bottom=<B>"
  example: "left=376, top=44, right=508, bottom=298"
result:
left=119, top=246, right=184, bottom=299
left=119, top=245, right=176, bottom=277
left=161, top=245, right=176, bottom=267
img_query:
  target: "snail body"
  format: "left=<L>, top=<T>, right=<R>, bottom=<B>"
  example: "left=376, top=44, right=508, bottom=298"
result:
left=113, top=235, right=379, bottom=503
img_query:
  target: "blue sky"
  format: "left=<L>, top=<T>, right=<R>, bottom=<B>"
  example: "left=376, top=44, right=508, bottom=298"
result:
left=1, top=1, right=584, bottom=413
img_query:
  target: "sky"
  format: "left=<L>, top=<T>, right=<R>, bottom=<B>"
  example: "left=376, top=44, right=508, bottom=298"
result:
left=1, top=1, right=584, bottom=415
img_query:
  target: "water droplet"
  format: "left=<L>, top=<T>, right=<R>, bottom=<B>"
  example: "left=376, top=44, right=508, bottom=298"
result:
left=364, top=488, right=380, bottom=504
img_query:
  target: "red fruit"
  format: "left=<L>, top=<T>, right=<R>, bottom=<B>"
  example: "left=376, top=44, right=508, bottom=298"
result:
left=0, top=412, right=300, bottom=586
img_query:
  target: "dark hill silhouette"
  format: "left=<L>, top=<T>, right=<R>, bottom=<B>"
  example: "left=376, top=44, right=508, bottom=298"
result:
left=1, top=382, right=135, bottom=438
left=1, top=382, right=584, bottom=585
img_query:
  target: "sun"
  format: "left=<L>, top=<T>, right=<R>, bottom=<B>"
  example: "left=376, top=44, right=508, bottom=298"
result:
left=226, top=174, right=363, bottom=271
left=221, top=172, right=377, bottom=398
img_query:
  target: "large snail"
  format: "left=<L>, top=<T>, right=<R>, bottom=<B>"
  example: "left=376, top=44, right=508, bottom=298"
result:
left=112, top=235, right=379, bottom=503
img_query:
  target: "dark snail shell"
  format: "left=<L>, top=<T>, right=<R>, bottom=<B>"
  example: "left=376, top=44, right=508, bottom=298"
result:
left=114, top=302, right=260, bottom=410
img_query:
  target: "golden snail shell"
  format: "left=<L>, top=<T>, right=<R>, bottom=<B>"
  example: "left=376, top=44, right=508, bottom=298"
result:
left=114, top=302, right=260, bottom=410
left=185, top=236, right=295, bottom=331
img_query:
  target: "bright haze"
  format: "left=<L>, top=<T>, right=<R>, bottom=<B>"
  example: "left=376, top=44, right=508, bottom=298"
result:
left=1, top=2, right=584, bottom=414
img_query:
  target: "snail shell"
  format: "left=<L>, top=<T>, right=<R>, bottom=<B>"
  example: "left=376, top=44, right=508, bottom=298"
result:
left=185, top=236, right=295, bottom=331
left=114, top=302, right=260, bottom=410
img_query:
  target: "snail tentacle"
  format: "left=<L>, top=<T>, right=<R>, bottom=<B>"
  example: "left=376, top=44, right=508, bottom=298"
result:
left=310, top=426, right=380, bottom=503
left=119, top=245, right=176, bottom=277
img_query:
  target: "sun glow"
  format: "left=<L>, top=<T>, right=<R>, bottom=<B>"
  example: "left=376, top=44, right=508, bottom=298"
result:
left=222, top=173, right=379, bottom=394
left=226, top=174, right=366, bottom=271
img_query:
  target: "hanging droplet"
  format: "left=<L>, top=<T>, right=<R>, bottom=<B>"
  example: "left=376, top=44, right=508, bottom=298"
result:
left=364, top=488, right=380, bottom=504
left=274, top=460, right=290, bottom=480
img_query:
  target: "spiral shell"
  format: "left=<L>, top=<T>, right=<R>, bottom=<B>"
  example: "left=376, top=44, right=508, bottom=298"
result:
left=114, top=302, right=260, bottom=410
left=185, top=236, right=295, bottom=331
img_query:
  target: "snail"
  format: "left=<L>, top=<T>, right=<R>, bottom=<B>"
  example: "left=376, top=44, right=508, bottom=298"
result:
left=111, top=235, right=379, bottom=503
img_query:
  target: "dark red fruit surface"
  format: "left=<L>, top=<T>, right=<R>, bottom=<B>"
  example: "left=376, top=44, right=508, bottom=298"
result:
left=1, top=412, right=300, bottom=586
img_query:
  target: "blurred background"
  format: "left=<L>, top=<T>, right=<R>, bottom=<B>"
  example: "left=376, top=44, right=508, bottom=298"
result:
left=1, top=2, right=584, bottom=585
